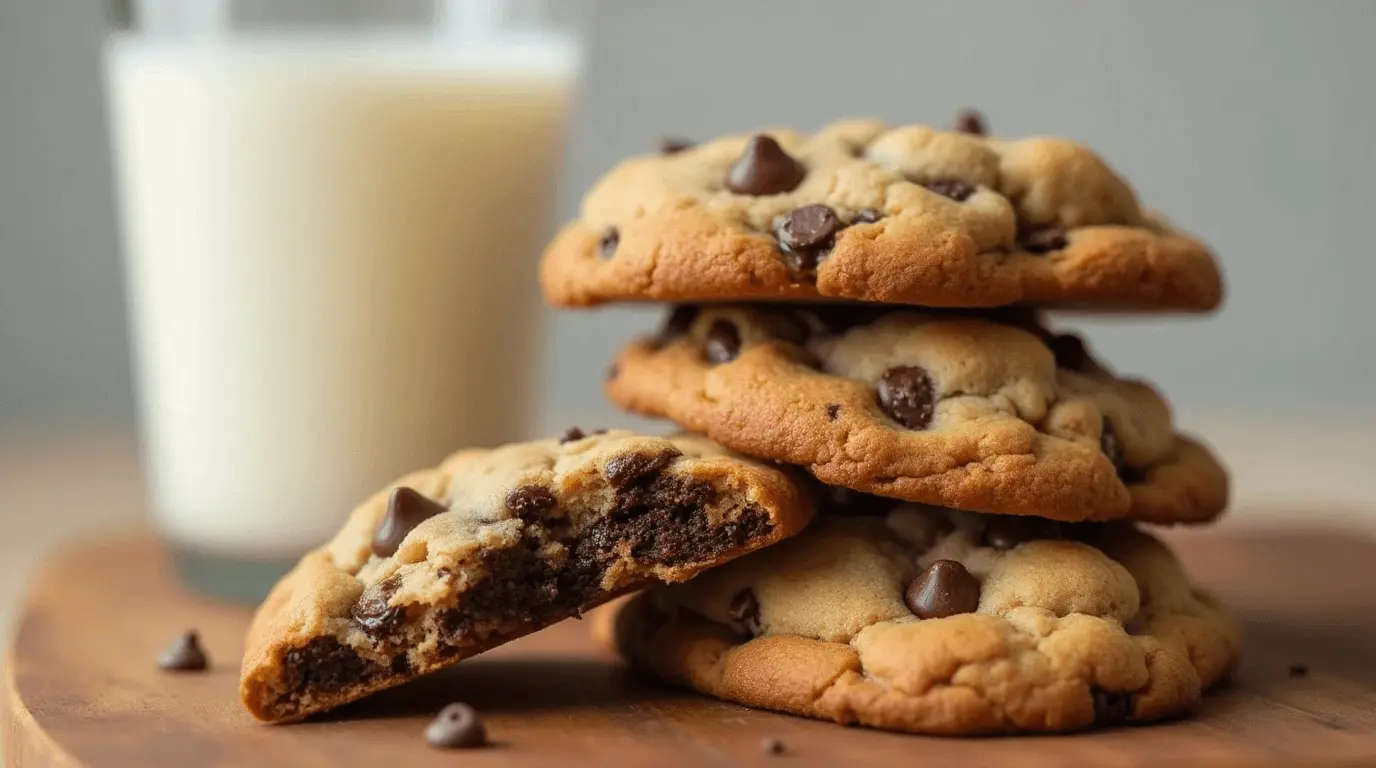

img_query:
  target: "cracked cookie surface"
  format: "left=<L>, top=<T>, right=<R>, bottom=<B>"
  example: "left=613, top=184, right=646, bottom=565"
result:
left=541, top=119, right=1222, bottom=311
left=240, top=430, right=815, bottom=722
left=607, top=305, right=1228, bottom=524
left=597, top=506, right=1240, bottom=735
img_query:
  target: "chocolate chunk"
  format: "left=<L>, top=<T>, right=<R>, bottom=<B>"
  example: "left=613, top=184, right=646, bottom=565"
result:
left=905, top=560, right=981, bottom=619
left=876, top=366, right=936, bottom=430
left=825, top=403, right=841, bottom=421
left=760, top=737, right=785, bottom=756
left=658, top=137, right=693, bottom=154
left=775, top=204, right=842, bottom=277
left=1100, top=420, right=1127, bottom=477
left=982, top=515, right=1063, bottom=551
left=559, top=426, right=587, bottom=443
left=352, top=575, right=406, bottom=636
left=728, top=588, right=762, bottom=636
left=952, top=109, right=987, bottom=136
left=372, top=487, right=448, bottom=557
left=1289, top=662, right=1310, bottom=678
left=425, top=702, right=487, bottom=749
left=922, top=179, right=976, bottom=202
left=1050, top=333, right=1090, bottom=372
left=506, top=484, right=558, bottom=522
left=157, top=630, right=209, bottom=671
left=1091, top=688, right=1133, bottom=727
left=604, top=450, right=678, bottom=489
left=704, top=320, right=742, bottom=364
left=1019, top=227, right=1069, bottom=254
left=598, top=227, right=619, bottom=259
left=726, top=135, right=806, bottom=195
left=851, top=208, right=884, bottom=224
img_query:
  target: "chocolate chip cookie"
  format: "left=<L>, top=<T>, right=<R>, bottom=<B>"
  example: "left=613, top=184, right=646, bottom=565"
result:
left=541, top=119, right=1222, bottom=311
left=596, top=507, right=1241, bottom=735
left=240, top=431, right=815, bottom=722
left=606, top=305, right=1228, bottom=524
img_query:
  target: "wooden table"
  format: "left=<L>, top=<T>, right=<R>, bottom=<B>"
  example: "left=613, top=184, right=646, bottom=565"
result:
left=4, top=530, right=1376, bottom=767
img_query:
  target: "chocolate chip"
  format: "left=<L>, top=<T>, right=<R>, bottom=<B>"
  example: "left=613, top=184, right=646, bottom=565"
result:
left=1100, top=420, right=1127, bottom=477
left=372, top=487, right=448, bottom=557
left=352, top=575, right=406, bottom=636
left=658, top=137, right=693, bottom=154
left=1091, top=688, right=1133, bottom=727
left=876, top=366, right=936, bottom=429
left=704, top=320, right=742, bottom=364
left=157, top=630, right=209, bottom=671
left=425, top=702, right=487, bottom=749
left=760, top=737, right=785, bottom=756
left=506, top=484, right=558, bottom=522
left=851, top=208, right=884, bottom=224
left=604, top=450, right=678, bottom=489
left=559, top=426, right=586, bottom=443
left=775, top=204, right=842, bottom=277
left=1019, top=227, right=1069, bottom=254
left=728, top=588, right=762, bottom=636
left=598, top=227, right=619, bottom=259
left=825, top=403, right=841, bottom=421
left=921, top=179, right=976, bottom=202
left=1289, top=662, right=1310, bottom=678
left=660, top=305, right=700, bottom=341
left=982, top=515, right=1063, bottom=551
left=905, top=560, right=981, bottom=619
left=1050, top=333, right=1090, bottom=372
left=952, top=109, right=987, bottom=136
left=726, top=135, right=806, bottom=195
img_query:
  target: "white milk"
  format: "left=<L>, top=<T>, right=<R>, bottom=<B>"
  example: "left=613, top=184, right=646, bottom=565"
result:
left=107, top=37, right=575, bottom=558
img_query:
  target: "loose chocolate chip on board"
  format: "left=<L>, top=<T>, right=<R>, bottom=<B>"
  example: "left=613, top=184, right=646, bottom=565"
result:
left=906, top=560, right=981, bottom=619
left=598, top=227, right=620, bottom=259
left=704, top=320, right=742, bottom=364
left=728, top=588, right=762, bottom=636
left=726, top=135, right=807, bottom=195
left=982, top=515, right=1063, bottom=551
left=157, top=630, right=209, bottom=671
left=372, top=487, right=449, bottom=557
left=921, top=179, right=977, bottom=202
left=851, top=208, right=884, bottom=224
left=876, top=366, right=936, bottom=429
left=425, top=703, right=487, bottom=749
left=505, top=484, right=558, bottom=521
left=952, top=109, right=988, bottom=136
left=658, top=137, right=693, bottom=154
left=775, top=204, right=843, bottom=277
left=760, top=737, right=785, bottom=756
left=1019, top=226, right=1069, bottom=254
left=1092, top=688, right=1133, bottom=727
left=559, top=426, right=587, bottom=443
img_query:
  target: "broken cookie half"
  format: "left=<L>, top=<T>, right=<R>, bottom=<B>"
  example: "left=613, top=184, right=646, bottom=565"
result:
left=240, top=430, right=815, bottom=722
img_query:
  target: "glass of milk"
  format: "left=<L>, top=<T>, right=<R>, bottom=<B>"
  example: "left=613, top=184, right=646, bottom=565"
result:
left=105, top=0, right=581, bottom=601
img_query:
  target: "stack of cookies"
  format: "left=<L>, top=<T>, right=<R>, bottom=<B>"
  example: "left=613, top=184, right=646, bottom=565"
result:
left=539, top=114, right=1239, bottom=734
left=239, top=114, right=1239, bottom=739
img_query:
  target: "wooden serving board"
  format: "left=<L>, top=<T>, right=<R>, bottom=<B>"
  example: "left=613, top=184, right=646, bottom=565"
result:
left=5, top=529, right=1376, bottom=767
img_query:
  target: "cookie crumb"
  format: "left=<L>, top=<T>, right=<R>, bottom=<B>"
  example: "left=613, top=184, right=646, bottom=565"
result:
left=157, top=630, right=209, bottom=671
left=1288, top=662, right=1309, bottom=678
left=760, top=736, right=785, bottom=755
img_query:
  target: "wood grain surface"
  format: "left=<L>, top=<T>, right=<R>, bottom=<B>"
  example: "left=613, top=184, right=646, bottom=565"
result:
left=4, top=529, right=1376, bottom=767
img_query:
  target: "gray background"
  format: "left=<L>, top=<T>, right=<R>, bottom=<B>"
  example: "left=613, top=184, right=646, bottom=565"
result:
left=3, top=0, right=1375, bottom=439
